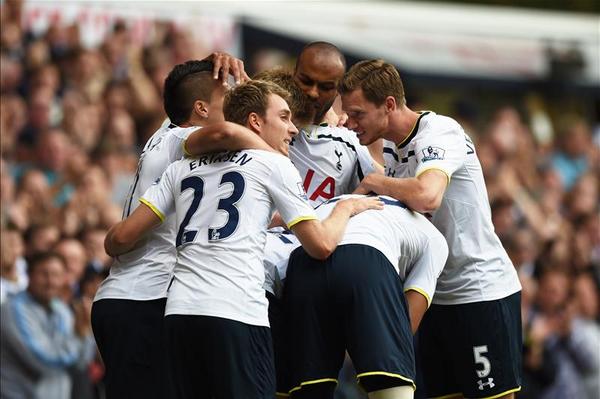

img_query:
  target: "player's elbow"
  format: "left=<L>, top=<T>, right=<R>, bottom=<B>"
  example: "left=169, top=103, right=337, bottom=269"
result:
left=409, top=185, right=443, bottom=213
left=104, top=226, right=130, bottom=257
left=308, top=246, right=333, bottom=261
left=304, top=241, right=335, bottom=260
left=417, top=194, right=443, bottom=213
left=410, top=171, right=448, bottom=213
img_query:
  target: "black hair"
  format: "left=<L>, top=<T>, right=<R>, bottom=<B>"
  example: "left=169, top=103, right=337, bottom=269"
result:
left=163, top=60, right=215, bottom=125
left=297, top=41, right=346, bottom=70
left=26, top=252, right=66, bottom=275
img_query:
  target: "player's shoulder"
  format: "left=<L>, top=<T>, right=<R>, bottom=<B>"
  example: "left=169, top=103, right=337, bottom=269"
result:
left=420, top=112, right=463, bottom=136
left=312, top=125, right=363, bottom=155
left=244, top=149, right=289, bottom=162
left=236, top=149, right=295, bottom=172
left=315, top=125, right=359, bottom=142
left=169, top=125, right=200, bottom=140
left=142, top=124, right=198, bottom=152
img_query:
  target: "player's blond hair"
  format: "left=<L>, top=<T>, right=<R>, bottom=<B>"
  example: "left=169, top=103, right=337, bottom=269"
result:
left=223, top=80, right=291, bottom=126
left=339, top=59, right=406, bottom=107
left=253, top=68, right=314, bottom=126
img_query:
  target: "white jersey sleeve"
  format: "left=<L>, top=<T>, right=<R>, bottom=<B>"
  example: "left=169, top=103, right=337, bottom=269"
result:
left=139, top=163, right=177, bottom=221
left=267, top=157, right=317, bottom=228
left=413, top=125, right=465, bottom=182
left=403, top=232, right=448, bottom=307
left=166, top=126, right=198, bottom=162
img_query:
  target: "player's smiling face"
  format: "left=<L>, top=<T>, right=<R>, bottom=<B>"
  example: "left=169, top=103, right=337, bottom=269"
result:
left=259, top=94, right=299, bottom=157
left=342, top=89, right=388, bottom=145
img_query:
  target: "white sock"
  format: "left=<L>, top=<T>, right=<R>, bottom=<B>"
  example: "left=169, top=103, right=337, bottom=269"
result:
left=368, top=385, right=414, bottom=399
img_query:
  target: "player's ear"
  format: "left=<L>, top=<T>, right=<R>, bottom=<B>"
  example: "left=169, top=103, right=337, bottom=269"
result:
left=248, top=112, right=262, bottom=133
left=384, top=96, right=396, bottom=113
left=193, top=100, right=209, bottom=119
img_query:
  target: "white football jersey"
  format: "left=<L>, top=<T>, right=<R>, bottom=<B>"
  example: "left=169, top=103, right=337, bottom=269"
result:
left=263, top=227, right=300, bottom=297
left=315, top=194, right=448, bottom=306
left=261, top=195, right=448, bottom=304
left=95, top=123, right=199, bottom=302
left=289, top=125, right=377, bottom=207
left=383, top=112, right=521, bottom=305
left=141, top=150, right=316, bottom=327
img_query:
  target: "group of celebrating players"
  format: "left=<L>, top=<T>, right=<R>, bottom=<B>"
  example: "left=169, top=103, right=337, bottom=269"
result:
left=90, top=42, right=523, bottom=399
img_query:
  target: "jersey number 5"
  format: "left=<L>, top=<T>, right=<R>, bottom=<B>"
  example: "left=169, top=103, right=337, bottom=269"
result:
left=176, top=171, right=245, bottom=246
left=473, top=345, right=491, bottom=378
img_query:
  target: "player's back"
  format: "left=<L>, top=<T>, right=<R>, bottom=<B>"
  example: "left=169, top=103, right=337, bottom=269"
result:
left=95, top=124, right=198, bottom=301
left=148, top=149, right=312, bottom=327
left=315, top=195, right=446, bottom=282
left=290, top=125, right=376, bottom=206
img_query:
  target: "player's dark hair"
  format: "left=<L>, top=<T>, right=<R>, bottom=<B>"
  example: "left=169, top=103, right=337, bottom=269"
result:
left=163, top=60, right=215, bottom=125
left=223, top=80, right=290, bottom=127
left=297, top=41, right=347, bottom=70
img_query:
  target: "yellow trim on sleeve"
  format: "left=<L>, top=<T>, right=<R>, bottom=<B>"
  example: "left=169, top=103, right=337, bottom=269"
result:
left=356, top=371, right=416, bottom=390
left=286, top=215, right=318, bottom=229
left=416, top=166, right=451, bottom=185
left=139, top=198, right=165, bottom=222
left=430, top=393, right=462, bottom=399
left=182, top=139, right=192, bottom=157
left=474, top=386, right=522, bottom=399
left=404, top=286, right=432, bottom=308
left=288, top=378, right=338, bottom=394
left=275, top=393, right=290, bottom=398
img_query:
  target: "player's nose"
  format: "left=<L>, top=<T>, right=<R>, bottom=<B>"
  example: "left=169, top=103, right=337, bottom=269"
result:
left=289, top=121, right=299, bottom=136
left=306, top=85, right=319, bottom=100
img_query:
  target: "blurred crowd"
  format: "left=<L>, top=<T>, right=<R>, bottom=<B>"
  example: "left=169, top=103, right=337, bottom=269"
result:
left=0, top=1, right=598, bottom=399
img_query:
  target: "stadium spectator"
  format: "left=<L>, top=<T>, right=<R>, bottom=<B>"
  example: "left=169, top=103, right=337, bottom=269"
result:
left=0, top=252, right=95, bottom=399
left=533, top=268, right=599, bottom=399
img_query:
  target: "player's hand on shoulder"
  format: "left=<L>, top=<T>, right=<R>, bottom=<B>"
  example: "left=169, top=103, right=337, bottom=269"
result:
left=337, top=111, right=348, bottom=127
left=340, top=196, right=384, bottom=216
left=203, top=52, right=249, bottom=85
left=322, top=108, right=340, bottom=127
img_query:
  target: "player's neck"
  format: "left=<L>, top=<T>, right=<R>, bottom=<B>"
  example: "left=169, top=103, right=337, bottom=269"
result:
left=181, top=116, right=208, bottom=128
left=386, top=107, right=419, bottom=146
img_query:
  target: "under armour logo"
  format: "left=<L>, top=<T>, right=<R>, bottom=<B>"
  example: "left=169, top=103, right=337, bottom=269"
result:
left=334, top=150, right=343, bottom=171
left=477, top=378, right=495, bottom=391
left=210, top=230, right=221, bottom=240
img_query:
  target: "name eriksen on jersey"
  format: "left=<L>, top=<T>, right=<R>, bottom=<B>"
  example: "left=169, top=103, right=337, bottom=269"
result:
left=189, top=151, right=253, bottom=170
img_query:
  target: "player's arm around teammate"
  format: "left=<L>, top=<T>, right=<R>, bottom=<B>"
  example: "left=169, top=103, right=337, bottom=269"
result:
left=106, top=80, right=384, bottom=260
left=354, top=170, right=447, bottom=214
left=290, top=197, right=382, bottom=259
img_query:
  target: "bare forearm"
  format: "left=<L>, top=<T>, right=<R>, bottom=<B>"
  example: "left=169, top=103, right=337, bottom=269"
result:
left=317, top=201, right=356, bottom=254
left=362, top=174, right=437, bottom=213
left=104, top=223, right=138, bottom=257
left=292, top=197, right=383, bottom=260
left=405, top=290, right=429, bottom=334
left=184, top=122, right=271, bottom=155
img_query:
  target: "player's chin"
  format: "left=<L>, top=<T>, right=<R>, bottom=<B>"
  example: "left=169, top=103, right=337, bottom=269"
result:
left=356, top=132, right=370, bottom=145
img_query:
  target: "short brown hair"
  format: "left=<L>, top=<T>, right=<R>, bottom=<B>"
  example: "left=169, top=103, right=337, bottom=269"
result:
left=223, top=80, right=290, bottom=126
left=253, top=68, right=314, bottom=126
left=339, top=59, right=405, bottom=106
